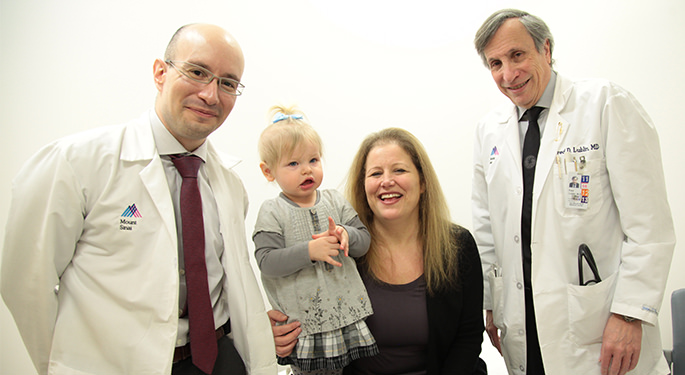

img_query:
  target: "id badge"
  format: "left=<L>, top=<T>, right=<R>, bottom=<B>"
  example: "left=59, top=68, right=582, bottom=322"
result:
left=565, top=172, right=589, bottom=209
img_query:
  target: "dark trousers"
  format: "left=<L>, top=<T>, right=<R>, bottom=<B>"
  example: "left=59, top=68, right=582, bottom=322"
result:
left=172, top=335, right=246, bottom=375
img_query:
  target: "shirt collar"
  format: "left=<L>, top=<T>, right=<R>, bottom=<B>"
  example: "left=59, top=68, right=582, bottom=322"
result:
left=517, top=70, right=557, bottom=120
left=150, top=110, right=208, bottom=161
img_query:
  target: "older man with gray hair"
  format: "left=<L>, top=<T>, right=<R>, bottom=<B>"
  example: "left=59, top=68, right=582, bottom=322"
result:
left=471, top=8, right=674, bottom=375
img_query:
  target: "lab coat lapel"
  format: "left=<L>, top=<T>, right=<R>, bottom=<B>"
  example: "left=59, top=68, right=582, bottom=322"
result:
left=121, top=113, right=177, bottom=243
left=501, top=107, right=523, bottom=176
left=205, top=148, right=237, bottom=232
left=534, top=75, right=572, bottom=199
left=203, top=143, right=251, bottom=304
left=203, top=142, right=242, bottom=257
left=535, top=114, right=569, bottom=193
left=204, top=142, right=241, bottom=222
left=139, top=154, right=177, bottom=242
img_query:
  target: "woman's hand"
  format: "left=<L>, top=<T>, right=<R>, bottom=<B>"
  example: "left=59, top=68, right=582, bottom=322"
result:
left=485, top=310, right=502, bottom=355
left=268, top=309, right=301, bottom=358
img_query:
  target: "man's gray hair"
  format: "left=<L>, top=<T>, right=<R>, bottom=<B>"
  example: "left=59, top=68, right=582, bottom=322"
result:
left=474, top=9, right=554, bottom=68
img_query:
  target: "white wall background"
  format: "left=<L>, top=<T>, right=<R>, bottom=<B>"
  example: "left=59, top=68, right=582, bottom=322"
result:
left=1, top=0, right=683, bottom=374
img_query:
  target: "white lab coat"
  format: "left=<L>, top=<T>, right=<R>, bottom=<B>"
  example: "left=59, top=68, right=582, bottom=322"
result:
left=472, top=74, right=675, bottom=375
left=1, top=112, right=277, bottom=375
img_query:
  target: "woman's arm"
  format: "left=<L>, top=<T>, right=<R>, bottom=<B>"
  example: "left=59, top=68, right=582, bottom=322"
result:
left=427, top=228, right=485, bottom=374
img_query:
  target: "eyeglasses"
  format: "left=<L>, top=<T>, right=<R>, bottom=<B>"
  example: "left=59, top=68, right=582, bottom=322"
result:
left=165, top=60, right=244, bottom=96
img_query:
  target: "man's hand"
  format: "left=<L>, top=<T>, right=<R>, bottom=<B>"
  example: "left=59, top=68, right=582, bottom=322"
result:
left=600, top=313, right=642, bottom=375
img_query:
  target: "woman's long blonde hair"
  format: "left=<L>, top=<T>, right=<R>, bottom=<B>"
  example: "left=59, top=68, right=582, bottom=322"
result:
left=345, top=128, right=459, bottom=294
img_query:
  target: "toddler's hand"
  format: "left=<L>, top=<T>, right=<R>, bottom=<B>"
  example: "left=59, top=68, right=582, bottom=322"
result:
left=311, top=217, right=350, bottom=256
left=308, top=235, right=343, bottom=267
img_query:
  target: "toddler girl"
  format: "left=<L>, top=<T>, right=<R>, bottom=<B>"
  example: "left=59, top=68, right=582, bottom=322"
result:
left=253, top=105, right=378, bottom=374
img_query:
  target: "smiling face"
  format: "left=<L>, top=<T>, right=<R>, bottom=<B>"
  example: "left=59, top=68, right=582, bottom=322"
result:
left=261, top=141, right=323, bottom=207
left=154, top=24, right=245, bottom=151
left=483, top=18, right=551, bottom=109
left=364, top=143, right=424, bottom=225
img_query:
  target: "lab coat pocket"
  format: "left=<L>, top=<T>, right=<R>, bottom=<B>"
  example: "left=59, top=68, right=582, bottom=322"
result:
left=567, top=271, right=617, bottom=346
left=553, top=155, right=604, bottom=217
left=488, top=266, right=504, bottom=329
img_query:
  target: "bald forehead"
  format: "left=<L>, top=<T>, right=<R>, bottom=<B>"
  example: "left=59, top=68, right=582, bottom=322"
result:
left=165, top=23, right=245, bottom=80
left=165, top=24, right=243, bottom=61
left=180, top=24, right=237, bottom=46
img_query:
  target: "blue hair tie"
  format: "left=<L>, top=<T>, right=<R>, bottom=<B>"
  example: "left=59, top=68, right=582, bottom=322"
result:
left=272, top=113, right=304, bottom=124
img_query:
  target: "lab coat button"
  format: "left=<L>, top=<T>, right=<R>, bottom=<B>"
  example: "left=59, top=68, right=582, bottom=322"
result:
left=520, top=365, right=525, bottom=371
left=54, top=284, right=60, bottom=295
left=517, top=282, right=523, bottom=289
left=514, top=235, right=520, bottom=243
left=177, top=339, right=183, bottom=346
left=516, top=187, right=522, bottom=194
left=519, top=329, right=524, bottom=335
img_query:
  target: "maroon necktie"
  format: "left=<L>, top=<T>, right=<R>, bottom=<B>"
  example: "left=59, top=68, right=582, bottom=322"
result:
left=171, top=154, right=217, bottom=374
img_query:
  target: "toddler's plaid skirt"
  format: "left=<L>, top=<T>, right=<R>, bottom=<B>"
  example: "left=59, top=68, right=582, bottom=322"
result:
left=278, top=319, right=378, bottom=371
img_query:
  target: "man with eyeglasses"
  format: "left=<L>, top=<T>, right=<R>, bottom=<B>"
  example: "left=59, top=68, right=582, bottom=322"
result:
left=1, top=24, right=277, bottom=375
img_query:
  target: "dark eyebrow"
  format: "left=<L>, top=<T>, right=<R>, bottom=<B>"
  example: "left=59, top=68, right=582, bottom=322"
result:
left=187, top=60, right=240, bottom=81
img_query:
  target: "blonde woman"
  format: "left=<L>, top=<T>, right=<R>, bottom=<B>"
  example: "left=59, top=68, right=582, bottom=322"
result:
left=271, top=128, right=486, bottom=374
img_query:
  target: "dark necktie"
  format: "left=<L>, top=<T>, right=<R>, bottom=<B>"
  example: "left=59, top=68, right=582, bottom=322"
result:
left=520, top=106, right=546, bottom=374
left=521, top=106, right=543, bottom=255
left=171, top=154, right=217, bottom=374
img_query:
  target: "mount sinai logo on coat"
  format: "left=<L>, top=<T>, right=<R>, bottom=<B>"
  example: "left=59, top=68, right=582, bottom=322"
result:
left=120, top=204, right=141, bottom=231
left=489, top=146, right=499, bottom=165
